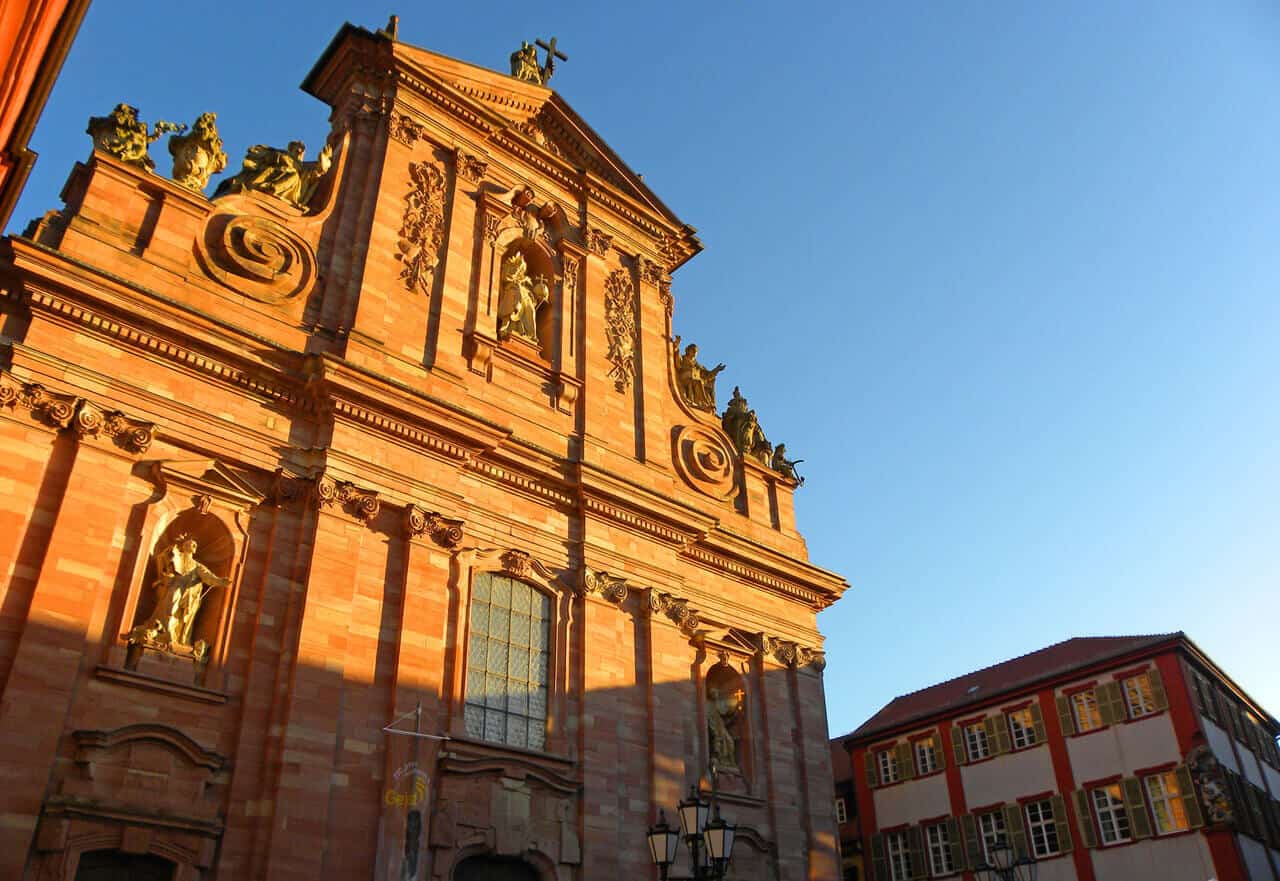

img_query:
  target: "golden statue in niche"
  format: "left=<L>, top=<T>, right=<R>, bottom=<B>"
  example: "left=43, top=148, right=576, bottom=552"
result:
left=497, top=251, right=549, bottom=345
left=126, top=535, right=228, bottom=662
left=214, top=140, right=333, bottom=208
left=707, top=683, right=744, bottom=772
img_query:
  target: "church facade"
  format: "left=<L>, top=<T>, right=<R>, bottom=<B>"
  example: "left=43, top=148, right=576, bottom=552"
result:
left=0, top=22, right=847, bottom=881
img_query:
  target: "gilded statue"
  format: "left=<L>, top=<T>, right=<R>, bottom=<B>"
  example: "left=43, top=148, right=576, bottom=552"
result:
left=721, top=387, right=773, bottom=465
left=672, top=337, right=725, bottom=411
left=771, top=443, right=805, bottom=484
left=213, top=140, right=334, bottom=208
left=707, top=684, right=743, bottom=772
left=127, top=535, right=227, bottom=660
left=509, top=36, right=567, bottom=86
left=168, top=112, right=227, bottom=192
left=86, top=103, right=185, bottom=171
left=497, top=251, right=549, bottom=344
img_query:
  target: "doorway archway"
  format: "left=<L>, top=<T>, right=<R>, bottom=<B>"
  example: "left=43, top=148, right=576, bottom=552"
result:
left=73, top=849, right=175, bottom=881
left=452, top=854, right=540, bottom=881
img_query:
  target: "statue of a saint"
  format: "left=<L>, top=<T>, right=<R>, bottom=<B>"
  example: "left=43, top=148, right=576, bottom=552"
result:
left=771, top=443, right=805, bottom=484
left=168, top=111, right=227, bottom=192
left=510, top=42, right=543, bottom=84
left=127, top=535, right=227, bottom=659
left=707, top=684, right=742, bottom=771
left=497, top=251, right=549, bottom=344
left=672, top=338, right=725, bottom=411
left=214, top=140, right=334, bottom=208
left=86, top=103, right=185, bottom=171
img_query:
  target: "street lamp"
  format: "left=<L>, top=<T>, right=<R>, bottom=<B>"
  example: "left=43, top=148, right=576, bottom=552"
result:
left=647, top=783, right=736, bottom=880
left=976, top=843, right=1037, bottom=881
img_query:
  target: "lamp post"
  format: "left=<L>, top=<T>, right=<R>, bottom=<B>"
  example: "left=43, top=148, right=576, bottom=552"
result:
left=647, top=782, right=737, bottom=880
left=976, top=843, right=1037, bottom=881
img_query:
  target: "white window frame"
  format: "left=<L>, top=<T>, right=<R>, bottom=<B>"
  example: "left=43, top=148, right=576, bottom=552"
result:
left=1024, top=799, right=1060, bottom=857
left=1008, top=708, right=1036, bottom=749
left=1144, top=772, right=1189, bottom=835
left=886, top=830, right=912, bottom=881
left=926, top=822, right=954, bottom=876
left=1091, top=784, right=1131, bottom=845
left=915, top=736, right=939, bottom=775
left=965, top=722, right=991, bottom=762
left=878, top=748, right=900, bottom=785
left=1071, top=690, right=1102, bottom=732
left=1123, top=673, right=1157, bottom=719
left=977, top=811, right=1007, bottom=864
left=835, top=798, right=847, bottom=824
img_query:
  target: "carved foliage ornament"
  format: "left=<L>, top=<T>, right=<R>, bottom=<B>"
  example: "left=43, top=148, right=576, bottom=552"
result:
left=389, top=113, right=425, bottom=146
left=455, top=151, right=488, bottom=183
left=1, top=377, right=154, bottom=452
left=586, top=227, right=613, bottom=257
left=403, top=504, right=464, bottom=548
left=604, top=269, right=637, bottom=392
left=397, top=160, right=448, bottom=295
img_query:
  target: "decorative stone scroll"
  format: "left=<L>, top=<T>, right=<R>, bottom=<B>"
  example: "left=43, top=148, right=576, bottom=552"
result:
left=403, top=504, right=464, bottom=547
left=396, top=160, right=448, bottom=294
left=672, top=423, right=737, bottom=500
left=314, top=475, right=380, bottom=522
left=0, top=377, right=155, bottom=452
left=195, top=211, right=318, bottom=304
left=604, top=269, right=636, bottom=392
left=581, top=569, right=628, bottom=605
left=649, top=590, right=701, bottom=636
left=455, top=150, right=488, bottom=183
left=763, top=636, right=824, bottom=670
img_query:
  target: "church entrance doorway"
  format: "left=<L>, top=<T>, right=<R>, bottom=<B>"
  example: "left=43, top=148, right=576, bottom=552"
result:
left=452, top=854, right=540, bottom=881
left=73, top=850, right=175, bottom=881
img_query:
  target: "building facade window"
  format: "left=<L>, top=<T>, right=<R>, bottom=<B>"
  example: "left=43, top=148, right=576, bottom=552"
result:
left=464, top=573, right=551, bottom=750
left=977, top=811, right=1007, bottom=864
left=880, top=747, right=901, bottom=783
left=1024, top=799, right=1061, bottom=857
left=926, top=823, right=954, bottom=876
left=1091, top=784, right=1131, bottom=844
left=965, top=722, right=991, bottom=762
left=1071, top=690, right=1103, bottom=732
left=886, top=830, right=912, bottom=881
left=835, top=798, right=847, bottom=824
left=1144, top=772, right=1189, bottom=835
left=1008, top=708, right=1037, bottom=749
left=915, top=735, right=939, bottom=775
left=1122, top=674, right=1157, bottom=719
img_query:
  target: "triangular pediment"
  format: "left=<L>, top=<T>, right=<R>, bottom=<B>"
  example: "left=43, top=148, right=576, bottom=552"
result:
left=156, top=459, right=264, bottom=506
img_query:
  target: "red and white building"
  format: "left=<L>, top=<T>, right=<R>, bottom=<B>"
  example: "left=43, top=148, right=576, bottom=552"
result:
left=835, top=633, right=1280, bottom=881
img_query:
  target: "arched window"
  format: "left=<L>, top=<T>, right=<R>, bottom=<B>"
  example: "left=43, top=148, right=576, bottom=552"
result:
left=74, top=850, right=175, bottom=881
left=464, top=573, right=551, bottom=750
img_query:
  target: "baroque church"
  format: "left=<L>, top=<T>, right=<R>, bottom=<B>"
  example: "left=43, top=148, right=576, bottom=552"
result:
left=0, top=20, right=848, bottom=881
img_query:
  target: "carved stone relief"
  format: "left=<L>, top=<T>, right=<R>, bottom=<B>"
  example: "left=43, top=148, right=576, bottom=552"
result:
left=389, top=112, right=425, bottom=146
left=314, top=474, right=380, bottom=522
left=649, top=590, right=701, bottom=636
left=671, top=423, right=737, bottom=500
left=581, top=569, right=628, bottom=605
left=397, top=160, right=448, bottom=294
left=0, top=377, right=155, bottom=452
left=586, top=227, right=612, bottom=257
left=455, top=150, right=488, bottom=183
left=604, top=269, right=636, bottom=392
left=195, top=211, right=318, bottom=304
left=403, top=504, right=464, bottom=547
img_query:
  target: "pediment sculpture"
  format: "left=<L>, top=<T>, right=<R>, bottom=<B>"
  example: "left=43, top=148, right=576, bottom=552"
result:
left=673, top=336, right=725, bottom=411
left=86, top=103, right=185, bottom=171
left=214, top=139, right=334, bottom=208
left=168, top=111, right=228, bottom=191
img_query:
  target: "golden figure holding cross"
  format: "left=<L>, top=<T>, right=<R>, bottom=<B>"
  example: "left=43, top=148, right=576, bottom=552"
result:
left=509, top=36, right=568, bottom=85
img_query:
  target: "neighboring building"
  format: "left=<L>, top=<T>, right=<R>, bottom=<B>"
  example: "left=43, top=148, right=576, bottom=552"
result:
left=0, top=21, right=847, bottom=881
left=832, top=740, right=864, bottom=881
left=835, top=633, right=1280, bottom=881
left=0, top=0, right=91, bottom=228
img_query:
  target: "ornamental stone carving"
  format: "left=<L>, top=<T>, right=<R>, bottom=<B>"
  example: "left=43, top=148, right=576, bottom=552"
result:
left=581, top=569, right=628, bottom=605
left=640, top=259, right=664, bottom=286
left=195, top=211, right=318, bottom=304
left=0, top=378, right=154, bottom=451
left=672, top=423, right=737, bottom=500
left=586, top=227, right=613, bottom=257
left=659, top=280, right=674, bottom=318
left=403, top=504, right=464, bottom=547
left=313, top=475, right=379, bottom=522
left=501, top=549, right=533, bottom=579
left=86, top=103, right=184, bottom=171
left=604, top=269, right=636, bottom=392
left=396, top=160, right=448, bottom=295
left=649, top=590, right=701, bottom=636
left=455, top=151, right=488, bottom=182
left=389, top=113, right=425, bottom=146
left=168, top=112, right=227, bottom=192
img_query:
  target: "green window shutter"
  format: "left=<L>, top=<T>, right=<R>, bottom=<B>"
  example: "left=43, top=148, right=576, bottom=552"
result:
left=961, top=813, right=982, bottom=869
left=947, top=817, right=965, bottom=872
left=1029, top=701, right=1047, bottom=745
left=1056, top=695, right=1076, bottom=736
left=1121, top=776, right=1153, bottom=839
left=1148, top=668, right=1169, bottom=712
left=992, top=715, right=1013, bottom=755
left=907, top=827, right=927, bottom=879
left=1098, top=682, right=1125, bottom=726
left=1199, top=675, right=1219, bottom=722
left=865, top=752, right=879, bottom=789
left=1174, top=766, right=1204, bottom=829
left=1050, top=794, right=1074, bottom=851
left=896, top=742, right=915, bottom=780
left=870, top=833, right=887, bottom=881
left=952, top=726, right=968, bottom=765
left=983, top=716, right=1005, bottom=756
left=1072, top=789, right=1098, bottom=849
left=1214, top=690, right=1236, bottom=738
left=1003, top=804, right=1029, bottom=859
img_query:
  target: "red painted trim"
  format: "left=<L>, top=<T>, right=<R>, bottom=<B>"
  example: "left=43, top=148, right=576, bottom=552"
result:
left=969, top=801, right=1005, bottom=815
left=956, top=713, right=986, bottom=727
left=1001, top=699, right=1033, bottom=712
left=1037, top=685, right=1096, bottom=881
left=1204, top=828, right=1251, bottom=881
left=1080, top=773, right=1122, bottom=789
left=908, top=729, right=937, bottom=743
left=1110, top=664, right=1150, bottom=681
left=918, top=813, right=950, bottom=826
left=1063, top=681, right=1098, bottom=697
left=936, top=725, right=972, bottom=881
left=881, top=821, right=911, bottom=833
left=1016, top=790, right=1055, bottom=805
left=1133, top=761, right=1177, bottom=777
left=870, top=738, right=898, bottom=753
left=849, top=743, right=879, bottom=876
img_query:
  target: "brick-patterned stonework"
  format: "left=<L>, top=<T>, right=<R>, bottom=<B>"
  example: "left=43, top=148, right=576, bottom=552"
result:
left=0, top=23, right=848, bottom=881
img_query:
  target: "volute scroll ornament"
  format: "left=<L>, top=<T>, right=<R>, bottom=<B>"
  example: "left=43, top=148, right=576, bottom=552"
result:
left=403, top=504, right=465, bottom=548
left=581, top=569, right=628, bottom=605
left=649, top=590, right=702, bottom=636
left=672, top=423, right=737, bottom=501
left=195, top=211, right=317, bottom=304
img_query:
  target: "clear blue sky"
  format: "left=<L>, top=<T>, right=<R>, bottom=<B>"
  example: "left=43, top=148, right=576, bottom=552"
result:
left=13, top=1, right=1280, bottom=737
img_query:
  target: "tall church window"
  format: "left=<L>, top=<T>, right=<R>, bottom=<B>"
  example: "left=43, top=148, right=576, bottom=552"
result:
left=464, top=573, right=551, bottom=750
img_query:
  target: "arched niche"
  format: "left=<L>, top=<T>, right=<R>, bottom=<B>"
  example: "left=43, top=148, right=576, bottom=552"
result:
left=495, top=236, right=556, bottom=361
left=706, top=660, right=752, bottom=785
left=453, top=854, right=542, bottom=881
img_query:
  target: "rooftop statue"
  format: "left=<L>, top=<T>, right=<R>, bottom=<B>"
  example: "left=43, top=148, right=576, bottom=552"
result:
left=721, top=386, right=772, bottom=465
left=214, top=140, right=333, bottom=208
left=509, top=36, right=568, bottom=86
left=673, top=336, right=725, bottom=411
left=168, top=112, right=227, bottom=192
left=86, top=103, right=185, bottom=171
left=771, top=443, right=805, bottom=485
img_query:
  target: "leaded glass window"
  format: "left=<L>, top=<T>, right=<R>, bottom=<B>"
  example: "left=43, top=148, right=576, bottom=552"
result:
left=464, top=573, right=551, bottom=750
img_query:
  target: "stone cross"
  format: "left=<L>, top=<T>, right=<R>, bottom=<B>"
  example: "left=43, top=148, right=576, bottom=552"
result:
left=535, top=36, right=568, bottom=81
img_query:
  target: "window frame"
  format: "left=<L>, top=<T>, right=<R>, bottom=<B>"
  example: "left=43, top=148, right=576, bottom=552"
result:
left=1007, top=708, right=1036, bottom=750
left=977, top=810, right=1007, bottom=865
left=1071, top=689, right=1103, bottom=733
left=885, top=829, right=912, bottom=881
left=878, top=747, right=900, bottom=786
left=1143, top=771, right=1190, bottom=835
left=914, top=734, right=940, bottom=775
left=925, top=821, right=955, bottom=877
left=1122, top=673, right=1158, bottom=720
left=1024, top=798, right=1061, bottom=857
left=835, top=797, right=847, bottom=825
left=1090, top=784, right=1132, bottom=845
left=965, top=721, right=991, bottom=763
